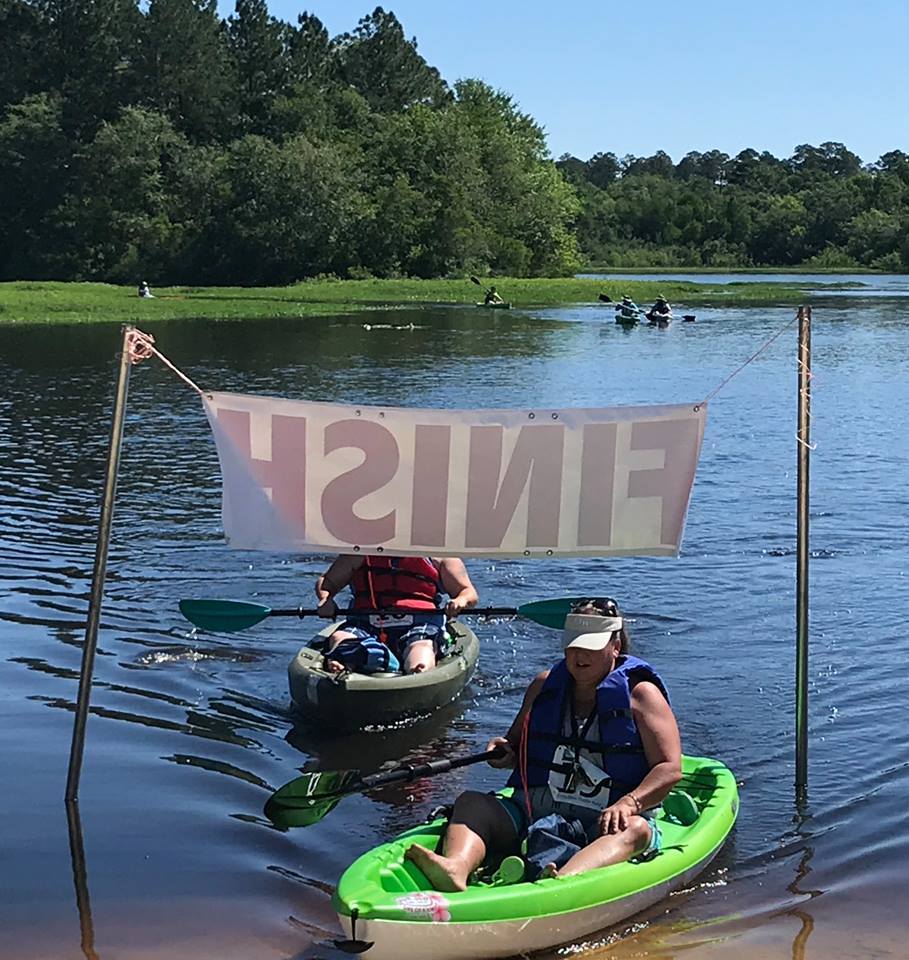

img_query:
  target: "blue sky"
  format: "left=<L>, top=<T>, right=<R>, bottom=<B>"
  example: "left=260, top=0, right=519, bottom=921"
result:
left=217, top=1, right=908, bottom=165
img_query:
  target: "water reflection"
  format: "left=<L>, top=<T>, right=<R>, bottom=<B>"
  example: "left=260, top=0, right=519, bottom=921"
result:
left=65, top=800, right=100, bottom=960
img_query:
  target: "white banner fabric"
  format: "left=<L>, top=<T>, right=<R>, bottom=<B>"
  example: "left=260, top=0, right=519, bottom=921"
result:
left=202, top=392, right=706, bottom=558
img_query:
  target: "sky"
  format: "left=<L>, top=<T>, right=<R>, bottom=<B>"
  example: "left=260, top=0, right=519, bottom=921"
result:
left=217, top=0, right=909, bottom=165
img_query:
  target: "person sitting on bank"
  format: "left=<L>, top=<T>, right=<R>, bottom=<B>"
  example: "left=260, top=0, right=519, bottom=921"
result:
left=315, top=555, right=479, bottom=675
left=404, top=597, right=682, bottom=889
left=647, top=296, right=672, bottom=323
left=484, top=286, right=505, bottom=305
left=137, top=281, right=154, bottom=299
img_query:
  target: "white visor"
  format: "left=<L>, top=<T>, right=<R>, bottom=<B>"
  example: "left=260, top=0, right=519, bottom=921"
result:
left=563, top=613, right=623, bottom=650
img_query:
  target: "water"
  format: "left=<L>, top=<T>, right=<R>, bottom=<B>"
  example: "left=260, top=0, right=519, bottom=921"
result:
left=579, top=271, right=909, bottom=298
left=1, top=287, right=907, bottom=959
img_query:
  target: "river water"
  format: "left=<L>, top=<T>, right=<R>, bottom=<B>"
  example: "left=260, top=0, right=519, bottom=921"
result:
left=1, top=278, right=907, bottom=960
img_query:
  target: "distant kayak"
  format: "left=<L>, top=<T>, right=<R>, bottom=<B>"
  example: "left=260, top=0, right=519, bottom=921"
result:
left=476, top=301, right=511, bottom=309
left=333, top=754, right=738, bottom=960
left=646, top=311, right=672, bottom=325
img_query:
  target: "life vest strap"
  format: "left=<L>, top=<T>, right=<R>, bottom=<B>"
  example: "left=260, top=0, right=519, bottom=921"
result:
left=532, top=732, right=645, bottom=755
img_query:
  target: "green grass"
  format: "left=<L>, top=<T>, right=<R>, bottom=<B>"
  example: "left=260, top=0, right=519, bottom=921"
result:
left=582, top=265, right=883, bottom=276
left=0, top=277, right=815, bottom=326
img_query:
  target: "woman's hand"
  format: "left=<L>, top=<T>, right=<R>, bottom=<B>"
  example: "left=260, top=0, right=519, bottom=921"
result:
left=446, top=595, right=470, bottom=618
left=316, top=595, right=338, bottom=618
left=597, top=794, right=641, bottom=835
left=485, top=736, right=515, bottom=768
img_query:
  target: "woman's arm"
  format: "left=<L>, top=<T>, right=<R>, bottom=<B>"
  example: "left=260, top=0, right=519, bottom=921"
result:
left=597, top=681, right=682, bottom=835
left=436, top=557, right=479, bottom=616
left=314, top=555, right=362, bottom=616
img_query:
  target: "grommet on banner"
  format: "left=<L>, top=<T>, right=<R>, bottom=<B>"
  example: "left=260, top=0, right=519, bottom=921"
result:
left=528, top=412, right=535, bottom=419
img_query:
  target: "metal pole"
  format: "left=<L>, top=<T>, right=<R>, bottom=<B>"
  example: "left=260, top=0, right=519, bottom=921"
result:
left=65, top=325, right=134, bottom=801
left=795, top=306, right=812, bottom=796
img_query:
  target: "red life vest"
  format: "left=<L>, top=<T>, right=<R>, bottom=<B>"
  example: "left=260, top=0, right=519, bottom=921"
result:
left=350, top=556, right=442, bottom=611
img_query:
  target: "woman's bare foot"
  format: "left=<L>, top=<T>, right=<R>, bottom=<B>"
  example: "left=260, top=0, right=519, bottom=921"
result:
left=539, top=862, right=560, bottom=879
left=325, top=658, right=344, bottom=674
left=404, top=843, right=468, bottom=892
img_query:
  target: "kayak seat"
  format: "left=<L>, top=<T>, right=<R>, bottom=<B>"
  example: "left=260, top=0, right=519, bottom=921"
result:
left=662, top=789, right=700, bottom=826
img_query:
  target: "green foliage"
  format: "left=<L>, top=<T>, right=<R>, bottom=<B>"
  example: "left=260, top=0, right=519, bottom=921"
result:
left=2, top=2, right=905, bottom=279
left=561, top=142, right=909, bottom=269
left=0, top=3, right=580, bottom=282
left=333, top=6, right=449, bottom=113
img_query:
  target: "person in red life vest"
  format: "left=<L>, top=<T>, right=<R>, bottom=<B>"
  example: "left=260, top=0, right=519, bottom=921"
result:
left=403, top=598, right=682, bottom=890
left=314, top=555, right=479, bottom=675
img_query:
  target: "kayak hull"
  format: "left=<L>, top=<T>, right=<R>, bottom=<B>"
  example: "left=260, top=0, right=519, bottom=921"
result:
left=289, top=621, right=480, bottom=730
left=333, top=755, right=737, bottom=959
left=476, top=301, right=512, bottom=309
left=337, top=853, right=718, bottom=960
left=646, top=311, right=672, bottom=325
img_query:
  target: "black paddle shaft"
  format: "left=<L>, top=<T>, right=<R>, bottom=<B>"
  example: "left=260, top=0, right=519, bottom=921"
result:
left=269, top=605, right=519, bottom=618
left=353, top=747, right=506, bottom=794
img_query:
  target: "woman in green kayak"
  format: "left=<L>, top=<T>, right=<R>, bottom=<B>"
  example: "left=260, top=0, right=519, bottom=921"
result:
left=405, top=598, right=682, bottom=889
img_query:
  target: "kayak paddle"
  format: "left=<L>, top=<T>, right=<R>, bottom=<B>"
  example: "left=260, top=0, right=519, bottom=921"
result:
left=265, top=746, right=505, bottom=828
left=179, top=597, right=587, bottom=632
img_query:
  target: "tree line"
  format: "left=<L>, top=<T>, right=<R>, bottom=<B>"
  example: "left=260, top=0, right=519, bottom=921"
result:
left=559, top=144, right=909, bottom=270
left=0, top=1, right=578, bottom=283
left=1, top=2, right=907, bottom=283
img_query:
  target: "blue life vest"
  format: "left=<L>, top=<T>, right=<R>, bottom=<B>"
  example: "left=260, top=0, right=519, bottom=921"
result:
left=506, top=655, right=669, bottom=806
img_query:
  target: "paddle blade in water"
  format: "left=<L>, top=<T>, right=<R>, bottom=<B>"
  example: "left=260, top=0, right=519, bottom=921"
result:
left=179, top=598, right=272, bottom=632
left=265, top=769, right=363, bottom=827
left=266, top=792, right=343, bottom=828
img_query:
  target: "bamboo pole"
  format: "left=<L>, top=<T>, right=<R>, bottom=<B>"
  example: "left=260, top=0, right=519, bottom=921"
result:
left=795, top=306, right=812, bottom=795
left=65, top=325, right=134, bottom=801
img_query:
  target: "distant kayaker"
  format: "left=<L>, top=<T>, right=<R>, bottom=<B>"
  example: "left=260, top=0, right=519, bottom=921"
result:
left=404, top=597, right=682, bottom=889
left=484, top=286, right=505, bottom=305
left=314, top=555, right=479, bottom=675
left=615, top=295, right=640, bottom=323
left=137, top=281, right=154, bottom=298
left=647, top=296, right=672, bottom=324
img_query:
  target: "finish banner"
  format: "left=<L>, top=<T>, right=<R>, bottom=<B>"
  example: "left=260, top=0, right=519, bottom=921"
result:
left=202, top=392, right=706, bottom=558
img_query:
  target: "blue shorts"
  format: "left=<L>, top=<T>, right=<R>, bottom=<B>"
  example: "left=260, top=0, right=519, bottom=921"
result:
left=327, top=612, right=448, bottom=673
left=498, top=790, right=662, bottom=860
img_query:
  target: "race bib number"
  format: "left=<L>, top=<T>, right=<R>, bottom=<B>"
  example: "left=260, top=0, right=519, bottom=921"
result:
left=368, top=613, right=414, bottom=628
left=548, top=745, right=612, bottom=812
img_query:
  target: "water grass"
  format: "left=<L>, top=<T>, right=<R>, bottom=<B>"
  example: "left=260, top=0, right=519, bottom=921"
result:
left=0, top=277, right=814, bottom=326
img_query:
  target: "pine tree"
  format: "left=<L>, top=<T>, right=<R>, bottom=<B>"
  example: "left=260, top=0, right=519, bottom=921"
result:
left=138, top=0, right=235, bottom=141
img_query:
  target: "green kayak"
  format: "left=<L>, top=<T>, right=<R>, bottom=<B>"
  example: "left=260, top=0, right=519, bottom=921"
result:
left=475, top=301, right=511, bottom=309
left=333, top=755, right=738, bottom=959
left=288, top=620, right=480, bottom=730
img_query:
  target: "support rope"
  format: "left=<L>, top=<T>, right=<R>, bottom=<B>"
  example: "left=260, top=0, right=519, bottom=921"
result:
left=124, top=328, right=208, bottom=397
left=697, top=310, right=801, bottom=409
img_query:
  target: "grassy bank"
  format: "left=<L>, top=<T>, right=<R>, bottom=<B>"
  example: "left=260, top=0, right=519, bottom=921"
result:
left=582, top=265, right=883, bottom=276
left=0, top=277, right=815, bottom=325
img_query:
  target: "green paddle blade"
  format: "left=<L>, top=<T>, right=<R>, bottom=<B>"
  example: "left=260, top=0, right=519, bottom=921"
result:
left=179, top=598, right=273, bottom=632
left=265, top=769, right=361, bottom=828
left=516, top=597, right=583, bottom=629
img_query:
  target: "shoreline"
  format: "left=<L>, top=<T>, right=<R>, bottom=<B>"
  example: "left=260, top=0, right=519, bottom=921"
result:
left=580, top=265, right=895, bottom=275
left=0, top=278, right=820, bottom=326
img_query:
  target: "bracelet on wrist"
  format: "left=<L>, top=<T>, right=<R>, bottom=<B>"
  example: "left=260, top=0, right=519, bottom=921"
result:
left=628, top=793, right=642, bottom=813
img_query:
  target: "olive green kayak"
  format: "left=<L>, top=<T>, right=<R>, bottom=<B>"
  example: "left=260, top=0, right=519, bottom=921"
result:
left=288, top=620, right=480, bottom=730
left=475, top=301, right=511, bottom=309
left=333, top=755, right=738, bottom=959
